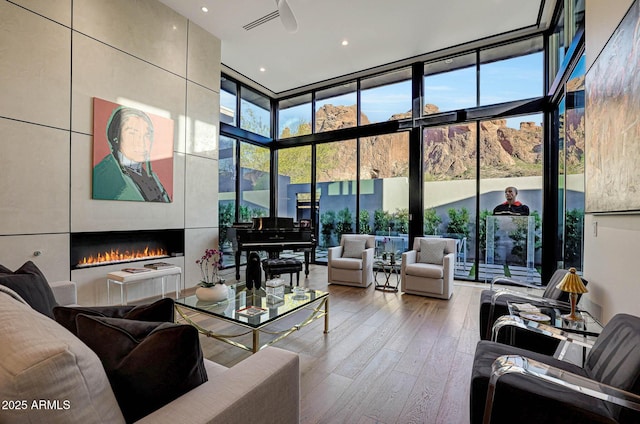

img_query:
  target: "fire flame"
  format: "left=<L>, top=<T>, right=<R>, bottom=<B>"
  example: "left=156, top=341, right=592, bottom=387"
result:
left=77, top=246, right=168, bottom=267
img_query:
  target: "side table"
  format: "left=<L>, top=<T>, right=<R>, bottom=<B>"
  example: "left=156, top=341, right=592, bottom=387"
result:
left=106, top=266, right=182, bottom=305
left=374, top=258, right=401, bottom=292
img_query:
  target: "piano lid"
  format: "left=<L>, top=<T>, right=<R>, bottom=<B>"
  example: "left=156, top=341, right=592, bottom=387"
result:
left=252, top=217, right=294, bottom=230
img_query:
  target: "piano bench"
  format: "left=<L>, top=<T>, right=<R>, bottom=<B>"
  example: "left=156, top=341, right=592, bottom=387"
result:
left=262, top=258, right=303, bottom=286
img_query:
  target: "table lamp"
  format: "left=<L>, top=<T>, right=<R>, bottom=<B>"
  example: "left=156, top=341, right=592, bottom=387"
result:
left=556, top=267, right=588, bottom=321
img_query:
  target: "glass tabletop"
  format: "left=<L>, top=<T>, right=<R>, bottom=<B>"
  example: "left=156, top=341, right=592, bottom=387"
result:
left=507, top=300, right=603, bottom=336
left=175, top=281, right=328, bottom=328
left=374, top=256, right=402, bottom=268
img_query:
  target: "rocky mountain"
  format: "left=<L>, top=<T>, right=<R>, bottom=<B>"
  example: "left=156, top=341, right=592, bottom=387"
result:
left=279, top=101, right=584, bottom=182
left=313, top=103, right=557, bottom=181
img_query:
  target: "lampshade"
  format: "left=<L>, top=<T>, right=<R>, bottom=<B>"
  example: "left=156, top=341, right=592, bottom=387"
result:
left=556, top=267, right=588, bottom=294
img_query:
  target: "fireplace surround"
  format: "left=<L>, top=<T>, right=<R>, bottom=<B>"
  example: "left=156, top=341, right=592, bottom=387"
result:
left=70, top=229, right=184, bottom=270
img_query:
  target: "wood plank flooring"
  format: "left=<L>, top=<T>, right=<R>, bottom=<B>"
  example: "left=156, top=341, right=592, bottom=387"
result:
left=197, top=265, right=484, bottom=424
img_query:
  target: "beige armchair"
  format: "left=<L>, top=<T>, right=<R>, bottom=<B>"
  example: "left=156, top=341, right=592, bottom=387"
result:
left=327, top=234, right=375, bottom=288
left=401, top=237, right=456, bottom=299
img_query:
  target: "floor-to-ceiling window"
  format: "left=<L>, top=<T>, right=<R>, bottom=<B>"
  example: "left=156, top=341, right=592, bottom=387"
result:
left=360, top=133, right=409, bottom=254
left=422, top=124, right=477, bottom=280
left=219, top=29, right=562, bottom=278
left=559, top=53, right=586, bottom=271
left=218, top=135, right=237, bottom=267
left=239, top=141, right=270, bottom=221
left=478, top=114, right=544, bottom=283
left=547, top=0, right=585, bottom=278
left=277, top=145, right=312, bottom=222
left=480, top=39, right=544, bottom=283
left=316, top=139, right=357, bottom=262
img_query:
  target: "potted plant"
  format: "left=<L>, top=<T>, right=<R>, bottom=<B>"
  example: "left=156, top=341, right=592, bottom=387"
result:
left=195, top=248, right=228, bottom=302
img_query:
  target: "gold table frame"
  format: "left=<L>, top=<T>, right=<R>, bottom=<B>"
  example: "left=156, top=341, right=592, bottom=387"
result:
left=176, top=294, right=329, bottom=353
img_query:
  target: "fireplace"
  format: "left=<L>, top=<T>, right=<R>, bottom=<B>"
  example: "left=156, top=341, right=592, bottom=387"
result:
left=70, top=229, right=184, bottom=269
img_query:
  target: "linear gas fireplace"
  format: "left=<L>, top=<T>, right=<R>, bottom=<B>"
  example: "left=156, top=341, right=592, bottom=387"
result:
left=70, top=229, right=184, bottom=270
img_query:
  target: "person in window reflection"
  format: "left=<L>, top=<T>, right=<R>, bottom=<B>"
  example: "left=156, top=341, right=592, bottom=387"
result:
left=93, top=107, right=170, bottom=202
left=493, top=186, right=530, bottom=216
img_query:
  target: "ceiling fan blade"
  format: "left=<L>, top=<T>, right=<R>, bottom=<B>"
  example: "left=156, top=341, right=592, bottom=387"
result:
left=276, top=0, right=298, bottom=33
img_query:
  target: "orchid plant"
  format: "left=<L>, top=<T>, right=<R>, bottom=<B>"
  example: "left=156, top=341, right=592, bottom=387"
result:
left=196, top=248, right=223, bottom=287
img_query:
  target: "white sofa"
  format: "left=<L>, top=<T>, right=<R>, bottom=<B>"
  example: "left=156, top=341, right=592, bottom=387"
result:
left=0, top=281, right=300, bottom=424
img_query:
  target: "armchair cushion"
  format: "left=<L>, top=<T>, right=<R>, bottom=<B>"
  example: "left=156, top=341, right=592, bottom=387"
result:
left=330, top=257, right=364, bottom=270
left=342, top=238, right=366, bottom=258
left=418, top=238, right=446, bottom=264
left=404, top=262, right=444, bottom=279
left=0, top=261, right=57, bottom=318
left=53, top=297, right=175, bottom=336
left=76, top=315, right=208, bottom=423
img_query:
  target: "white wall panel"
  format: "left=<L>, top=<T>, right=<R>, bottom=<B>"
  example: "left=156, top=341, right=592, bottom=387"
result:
left=10, top=0, right=72, bottom=26
left=187, top=21, right=221, bottom=92
left=0, top=119, right=70, bottom=234
left=0, top=2, right=70, bottom=128
left=185, top=82, right=219, bottom=158
left=73, top=0, right=188, bottom=76
left=185, top=155, right=218, bottom=229
left=71, top=32, right=187, bottom=142
left=0, top=234, right=70, bottom=282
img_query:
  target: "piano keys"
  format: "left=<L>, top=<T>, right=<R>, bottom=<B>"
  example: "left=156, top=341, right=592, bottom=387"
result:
left=226, top=217, right=315, bottom=280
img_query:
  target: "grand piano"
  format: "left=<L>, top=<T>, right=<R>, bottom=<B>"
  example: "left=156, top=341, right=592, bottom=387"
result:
left=226, top=217, right=315, bottom=280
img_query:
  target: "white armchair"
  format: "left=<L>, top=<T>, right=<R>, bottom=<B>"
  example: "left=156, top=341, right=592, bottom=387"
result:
left=401, top=237, right=456, bottom=299
left=327, top=234, right=375, bottom=288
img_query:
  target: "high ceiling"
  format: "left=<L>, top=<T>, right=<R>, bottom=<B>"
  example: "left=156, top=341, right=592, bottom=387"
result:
left=158, top=0, right=558, bottom=97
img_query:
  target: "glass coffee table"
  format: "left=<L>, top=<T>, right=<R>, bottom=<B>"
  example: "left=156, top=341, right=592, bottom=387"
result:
left=175, top=281, right=329, bottom=353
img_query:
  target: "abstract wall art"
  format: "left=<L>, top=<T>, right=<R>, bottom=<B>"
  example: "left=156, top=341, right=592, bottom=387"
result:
left=586, top=0, right=640, bottom=213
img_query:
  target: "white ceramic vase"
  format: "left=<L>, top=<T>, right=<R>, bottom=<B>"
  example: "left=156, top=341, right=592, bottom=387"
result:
left=195, top=283, right=228, bottom=303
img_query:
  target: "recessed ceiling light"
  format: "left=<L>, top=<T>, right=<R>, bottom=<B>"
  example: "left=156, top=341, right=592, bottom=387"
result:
left=341, top=40, right=349, bottom=46
left=445, top=58, right=453, bottom=64
left=259, top=67, right=266, bottom=72
left=201, top=6, right=208, bottom=13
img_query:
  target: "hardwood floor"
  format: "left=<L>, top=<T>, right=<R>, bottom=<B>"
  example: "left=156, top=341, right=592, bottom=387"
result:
left=198, top=265, right=484, bottom=424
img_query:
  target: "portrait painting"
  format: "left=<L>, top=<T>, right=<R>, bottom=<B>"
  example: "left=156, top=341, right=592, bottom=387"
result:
left=92, top=98, right=174, bottom=202
left=585, top=0, right=640, bottom=213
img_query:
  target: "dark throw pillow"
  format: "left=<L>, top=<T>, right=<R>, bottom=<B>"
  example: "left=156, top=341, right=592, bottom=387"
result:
left=75, top=315, right=208, bottom=423
left=0, top=261, right=57, bottom=318
left=53, top=297, right=175, bottom=336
